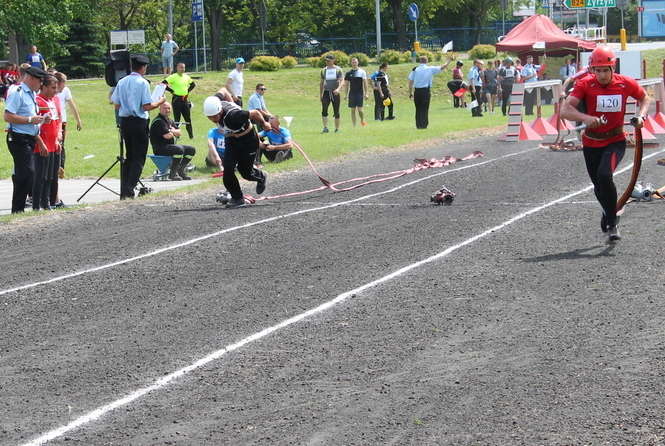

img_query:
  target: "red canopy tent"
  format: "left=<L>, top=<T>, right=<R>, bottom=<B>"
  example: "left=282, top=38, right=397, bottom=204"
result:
left=496, top=14, right=596, bottom=58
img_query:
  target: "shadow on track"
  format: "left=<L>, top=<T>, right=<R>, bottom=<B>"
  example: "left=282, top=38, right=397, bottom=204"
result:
left=522, top=244, right=615, bottom=262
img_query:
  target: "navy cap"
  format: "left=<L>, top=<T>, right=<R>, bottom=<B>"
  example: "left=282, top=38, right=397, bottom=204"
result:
left=236, top=57, right=245, bottom=64
left=131, top=54, right=150, bottom=66
left=325, top=54, right=335, bottom=60
left=25, top=66, right=47, bottom=79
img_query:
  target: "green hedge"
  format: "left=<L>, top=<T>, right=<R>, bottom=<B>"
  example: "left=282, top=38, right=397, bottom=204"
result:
left=349, top=52, right=370, bottom=66
left=378, top=50, right=403, bottom=65
left=248, top=56, right=282, bottom=71
left=306, top=56, right=320, bottom=68
left=318, top=50, right=350, bottom=67
left=281, top=55, right=297, bottom=68
left=468, top=44, right=497, bottom=60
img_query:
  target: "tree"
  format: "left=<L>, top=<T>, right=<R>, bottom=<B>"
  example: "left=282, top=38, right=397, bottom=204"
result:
left=55, top=18, right=106, bottom=78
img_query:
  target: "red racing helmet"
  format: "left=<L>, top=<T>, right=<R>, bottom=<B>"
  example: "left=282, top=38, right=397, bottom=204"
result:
left=588, top=47, right=616, bottom=68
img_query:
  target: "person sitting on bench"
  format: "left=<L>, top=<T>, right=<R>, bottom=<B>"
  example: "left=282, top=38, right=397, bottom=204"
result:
left=149, top=101, right=196, bottom=180
left=258, top=115, right=293, bottom=163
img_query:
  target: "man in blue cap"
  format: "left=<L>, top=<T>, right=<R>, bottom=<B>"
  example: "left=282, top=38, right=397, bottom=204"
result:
left=226, top=57, right=245, bottom=106
left=111, top=54, right=165, bottom=199
left=3, top=66, right=48, bottom=213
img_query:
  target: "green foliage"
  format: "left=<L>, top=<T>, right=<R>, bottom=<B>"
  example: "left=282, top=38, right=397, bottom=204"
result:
left=280, top=55, right=297, bottom=69
left=468, top=44, right=497, bottom=60
left=248, top=55, right=282, bottom=71
left=349, top=52, right=370, bottom=66
left=415, top=49, right=436, bottom=62
left=306, top=57, right=320, bottom=68
left=401, top=51, right=413, bottom=63
left=54, top=19, right=105, bottom=78
left=318, top=51, right=350, bottom=67
left=377, top=50, right=404, bottom=65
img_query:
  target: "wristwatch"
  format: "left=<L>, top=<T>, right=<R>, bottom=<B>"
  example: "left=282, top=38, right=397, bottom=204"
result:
left=27, top=116, right=33, bottom=124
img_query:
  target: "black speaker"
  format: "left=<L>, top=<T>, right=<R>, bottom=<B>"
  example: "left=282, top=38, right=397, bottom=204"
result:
left=105, top=50, right=131, bottom=87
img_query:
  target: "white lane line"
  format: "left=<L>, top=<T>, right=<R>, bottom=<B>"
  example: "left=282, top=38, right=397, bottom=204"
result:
left=21, top=148, right=665, bottom=446
left=0, top=147, right=537, bottom=298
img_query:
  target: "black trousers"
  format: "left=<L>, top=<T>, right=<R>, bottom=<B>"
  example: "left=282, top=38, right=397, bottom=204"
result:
left=500, top=81, right=514, bottom=116
left=172, top=96, right=193, bottom=138
left=414, top=87, right=430, bottom=129
left=321, top=90, right=340, bottom=119
left=373, top=88, right=393, bottom=120
left=154, top=144, right=196, bottom=158
left=32, top=151, right=59, bottom=210
left=524, top=87, right=536, bottom=115
left=447, top=80, right=463, bottom=108
left=583, top=140, right=626, bottom=227
left=120, top=117, right=149, bottom=198
left=223, top=131, right=266, bottom=200
left=7, top=132, right=36, bottom=213
left=470, top=86, right=483, bottom=116
left=60, top=122, right=67, bottom=168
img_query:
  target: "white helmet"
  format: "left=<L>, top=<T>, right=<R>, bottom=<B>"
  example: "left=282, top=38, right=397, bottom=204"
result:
left=203, top=96, right=222, bottom=116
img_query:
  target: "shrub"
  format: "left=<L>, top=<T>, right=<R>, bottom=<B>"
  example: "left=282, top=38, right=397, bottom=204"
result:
left=401, top=51, right=413, bottom=63
left=248, top=56, right=282, bottom=71
left=281, top=55, right=297, bottom=68
left=468, top=44, right=496, bottom=60
left=318, top=50, right=350, bottom=67
left=349, top=52, right=370, bottom=66
left=306, top=56, right=320, bottom=68
left=415, top=49, right=436, bottom=62
left=377, top=49, right=403, bottom=65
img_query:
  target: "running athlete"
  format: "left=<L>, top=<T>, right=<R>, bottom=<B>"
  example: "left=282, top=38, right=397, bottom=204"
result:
left=561, top=47, right=650, bottom=242
left=498, top=58, right=520, bottom=116
left=344, top=57, right=369, bottom=127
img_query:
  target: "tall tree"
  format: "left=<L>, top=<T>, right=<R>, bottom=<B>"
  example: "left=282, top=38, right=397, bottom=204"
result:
left=55, top=18, right=106, bottom=77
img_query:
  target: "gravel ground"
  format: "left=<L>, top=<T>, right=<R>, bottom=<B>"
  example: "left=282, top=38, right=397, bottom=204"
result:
left=1, top=132, right=665, bottom=446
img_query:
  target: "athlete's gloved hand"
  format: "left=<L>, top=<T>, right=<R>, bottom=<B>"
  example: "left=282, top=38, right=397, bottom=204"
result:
left=583, top=115, right=603, bottom=129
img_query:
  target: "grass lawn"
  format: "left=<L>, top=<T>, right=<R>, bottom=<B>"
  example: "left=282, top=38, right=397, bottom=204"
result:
left=3, top=47, right=663, bottom=180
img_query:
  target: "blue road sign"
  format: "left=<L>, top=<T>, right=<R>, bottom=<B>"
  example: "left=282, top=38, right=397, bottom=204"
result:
left=192, top=0, right=203, bottom=22
left=407, top=3, right=419, bottom=21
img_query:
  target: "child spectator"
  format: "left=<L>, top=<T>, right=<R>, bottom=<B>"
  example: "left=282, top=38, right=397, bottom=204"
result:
left=33, top=75, right=62, bottom=210
left=53, top=71, right=82, bottom=207
left=258, top=115, right=293, bottom=163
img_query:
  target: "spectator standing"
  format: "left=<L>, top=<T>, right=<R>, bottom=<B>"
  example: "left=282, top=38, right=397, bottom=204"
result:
left=226, top=58, right=245, bottom=106
left=521, top=55, right=541, bottom=115
left=482, top=60, right=498, bottom=113
left=258, top=115, right=293, bottom=163
left=247, top=83, right=271, bottom=118
left=161, top=34, right=179, bottom=75
left=149, top=102, right=196, bottom=180
left=559, top=58, right=577, bottom=80
left=111, top=55, right=165, bottom=199
left=54, top=72, right=82, bottom=193
left=344, top=57, right=369, bottom=127
left=498, top=58, right=519, bottom=116
left=370, top=63, right=394, bottom=121
left=26, top=46, right=47, bottom=70
left=320, top=54, right=344, bottom=133
left=408, top=56, right=453, bottom=129
left=164, top=62, right=195, bottom=139
left=467, top=60, right=484, bottom=117
left=447, top=61, right=465, bottom=108
left=32, top=75, right=62, bottom=210
left=3, top=66, right=48, bottom=213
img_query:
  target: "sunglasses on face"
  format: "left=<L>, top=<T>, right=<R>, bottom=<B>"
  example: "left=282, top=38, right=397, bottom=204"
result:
left=259, top=88, right=267, bottom=91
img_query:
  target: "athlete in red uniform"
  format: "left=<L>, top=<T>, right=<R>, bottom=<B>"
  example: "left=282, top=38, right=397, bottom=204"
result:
left=561, top=47, right=650, bottom=242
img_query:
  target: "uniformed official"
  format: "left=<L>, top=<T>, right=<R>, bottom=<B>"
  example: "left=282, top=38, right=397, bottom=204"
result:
left=163, top=62, right=195, bottom=139
left=408, top=56, right=452, bottom=129
left=111, top=55, right=165, bottom=199
left=3, top=66, right=48, bottom=213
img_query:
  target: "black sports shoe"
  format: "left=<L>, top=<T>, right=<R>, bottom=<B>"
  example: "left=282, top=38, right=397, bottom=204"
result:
left=600, top=214, right=608, bottom=233
left=607, top=225, right=621, bottom=242
left=225, top=197, right=246, bottom=209
left=256, top=173, right=267, bottom=195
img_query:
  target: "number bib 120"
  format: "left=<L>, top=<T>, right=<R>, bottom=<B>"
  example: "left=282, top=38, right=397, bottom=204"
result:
left=596, top=94, right=621, bottom=113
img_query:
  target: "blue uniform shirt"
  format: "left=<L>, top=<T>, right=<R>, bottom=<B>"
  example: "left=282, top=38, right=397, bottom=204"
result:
left=111, top=73, right=152, bottom=119
left=4, top=83, right=39, bottom=135
left=208, top=127, right=226, bottom=157
left=258, top=127, right=291, bottom=145
left=408, top=64, right=442, bottom=88
left=247, top=92, right=266, bottom=111
left=521, top=64, right=541, bottom=83
left=26, top=52, right=45, bottom=68
left=468, top=66, right=482, bottom=88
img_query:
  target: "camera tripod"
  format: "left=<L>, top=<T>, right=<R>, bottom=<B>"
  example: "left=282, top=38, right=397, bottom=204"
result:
left=77, top=125, right=151, bottom=202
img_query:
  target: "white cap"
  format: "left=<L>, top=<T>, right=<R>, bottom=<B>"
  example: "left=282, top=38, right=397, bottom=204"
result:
left=203, top=96, right=222, bottom=116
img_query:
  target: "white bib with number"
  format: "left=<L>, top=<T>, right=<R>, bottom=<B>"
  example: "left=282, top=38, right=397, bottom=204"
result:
left=596, top=94, right=621, bottom=113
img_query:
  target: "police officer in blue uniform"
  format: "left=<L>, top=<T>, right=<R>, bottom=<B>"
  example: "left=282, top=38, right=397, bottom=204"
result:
left=3, top=66, right=48, bottom=213
left=408, top=56, right=453, bottom=129
left=111, top=55, right=165, bottom=199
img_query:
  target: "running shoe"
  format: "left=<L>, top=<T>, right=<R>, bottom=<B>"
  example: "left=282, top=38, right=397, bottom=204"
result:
left=256, top=173, right=267, bottom=195
left=322, top=127, right=329, bottom=133
left=608, top=226, right=621, bottom=242
left=225, top=198, right=246, bottom=209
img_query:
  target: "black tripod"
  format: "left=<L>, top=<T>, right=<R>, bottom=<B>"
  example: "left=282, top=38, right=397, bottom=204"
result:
left=77, top=125, right=151, bottom=202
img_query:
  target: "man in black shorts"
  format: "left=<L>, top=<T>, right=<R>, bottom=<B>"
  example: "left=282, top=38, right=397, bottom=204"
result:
left=150, top=101, right=196, bottom=180
left=203, top=89, right=270, bottom=208
left=344, top=57, right=369, bottom=127
left=319, top=54, right=344, bottom=133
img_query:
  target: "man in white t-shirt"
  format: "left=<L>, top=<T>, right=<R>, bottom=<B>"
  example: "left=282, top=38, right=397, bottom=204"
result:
left=225, top=57, right=245, bottom=107
left=161, top=34, right=179, bottom=75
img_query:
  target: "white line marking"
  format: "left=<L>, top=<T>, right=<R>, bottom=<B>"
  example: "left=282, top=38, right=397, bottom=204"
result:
left=0, top=147, right=537, bottom=298
left=21, top=148, right=665, bottom=446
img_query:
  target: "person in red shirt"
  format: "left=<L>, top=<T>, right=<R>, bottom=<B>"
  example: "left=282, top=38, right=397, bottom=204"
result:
left=32, top=74, right=62, bottom=210
left=561, top=47, right=650, bottom=242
